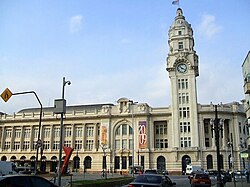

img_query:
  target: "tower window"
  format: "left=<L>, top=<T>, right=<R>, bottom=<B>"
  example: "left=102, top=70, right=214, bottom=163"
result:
left=178, top=31, right=182, bottom=35
left=178, top=42, right=183, bottom=50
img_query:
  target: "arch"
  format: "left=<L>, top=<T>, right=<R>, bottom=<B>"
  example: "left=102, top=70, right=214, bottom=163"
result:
left=206, top=155, right=213, bottom=169
left=157, top=156, right=166, bottom=171
left=10, top=156, right=16, bottom=161
left=20, top=156, right=26, bottom=160
left=219, top=154, right=224, bottom=169
left=181, top=155, right=191, bottom=175
left=84, top=156, right=92, bottom=169
left=40, top=156, right=47, bottom=172
left=30, top=156, right=36, bottom=161
left=1, top=156, right=7, bottom=161
left=50, top=156, right=58, bottom=172
left=51, top=156, right=57, bottom=160
left=73, top=156, right=80, bottom=171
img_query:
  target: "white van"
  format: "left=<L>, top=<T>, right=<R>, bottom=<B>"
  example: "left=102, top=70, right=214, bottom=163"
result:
left=186, top=165, right=202, bottom=175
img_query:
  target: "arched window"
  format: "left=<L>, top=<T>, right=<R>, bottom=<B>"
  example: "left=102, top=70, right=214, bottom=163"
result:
left=157, top=156, right=166, bottom=171
left=207, top=155, right=213, bottom=169
left=1, top=156, right=7, bottom=161
left=84, top=156, right=92, bottom=169
left=114, top=124, right=133, bottom=150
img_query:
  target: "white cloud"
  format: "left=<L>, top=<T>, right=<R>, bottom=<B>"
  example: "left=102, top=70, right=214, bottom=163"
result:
left=197, top=13, right=222, bottom=39
left=70, top=15, right=83, bottom=33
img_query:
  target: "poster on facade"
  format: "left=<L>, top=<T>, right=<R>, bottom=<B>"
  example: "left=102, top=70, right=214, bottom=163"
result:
left=101, top=119, right=109, bottom=145
left=138, top=121, right=147, bottom=149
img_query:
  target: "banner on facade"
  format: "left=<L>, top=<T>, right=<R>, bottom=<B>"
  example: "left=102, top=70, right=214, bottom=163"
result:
left=101, top=119, right=109, bottom=145
left=138, top=121, right=147, bottom=149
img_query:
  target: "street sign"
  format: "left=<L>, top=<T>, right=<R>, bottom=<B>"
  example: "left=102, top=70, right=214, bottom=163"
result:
left=1, top=88, right=13, bottom=102
left=37, top=139, right=43, bottom=148
left=240, top=152, right=248, bottom=158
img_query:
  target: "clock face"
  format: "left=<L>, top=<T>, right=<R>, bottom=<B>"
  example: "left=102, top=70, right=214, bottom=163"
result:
left=177, top=63, right=187, bottom=73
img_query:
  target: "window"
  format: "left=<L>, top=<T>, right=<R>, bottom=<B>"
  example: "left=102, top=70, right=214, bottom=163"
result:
left=6, top=129, right=12, bottom=138
left=54, top=127, right=60, bottom=138
left=115, top=126, right=120, bottom=135
left=44, top=127, right=50, bottom=138
left=122, top=124, right=127, bottom=135
left=65, top=127, right=72, bottom=137
left=178, top=41, right=183, bottom=50
left=14, top=129, right=21, bottom=138
left=178, top=30, right=182, bottom=35
left=74, top=140, right=82, bottom=150
left=23, top=141, right=30, bottom=150
left=86, top=140, right=94, bottom=150
left=180, top=122, right=190, bottom=133
left=33, top=128, right=39, bottom=139
left=115, top=140, right=120, bottom=149
left=86, top=126, right=94, bottom=137
left=13, top=141, right=20, bottom=150
left=4, top=141, right=11, bottom=150
left=180, top=137, right=191, bottom=148
left=155, top=139, right=168, bottom=149
left=64, top=140, right=71, bottom=147
left=178, top=79, right=188, bottom=89
left=75, top=127, right=82, bottom=137
left=205, top=138, right=210, bottom=147
left=24, top=128, right=31, bottom=138
left=122, top=139, right=127, bottom=149
left=53, top=141, right=60, bottom=150
left=179, top=107, right=190, bottom=118
left=43, top=141, right=50, bottom=150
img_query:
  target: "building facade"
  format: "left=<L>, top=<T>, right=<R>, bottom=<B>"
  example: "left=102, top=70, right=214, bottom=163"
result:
left=242, top=51, right=250, bottom=169
left=0, top=8, right=248, bottom=174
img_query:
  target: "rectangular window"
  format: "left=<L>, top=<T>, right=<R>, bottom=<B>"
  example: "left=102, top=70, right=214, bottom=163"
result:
left=178, top=42, right=183, bottom=50
left=14, top=129, right=21, bottom=138
left=53, top=141, right=60, bottom=150
left=6, top=129, right=12, bottom=138
left=75, top=127, right=82, bottom=137
left=65, top=127, right=72, bottom=137
left=122, top=139, right=127, bottom=149
left=205, top=138, right=210, bottom=147
left=4, top=141, right=11, bottom=150
left=24, top=128, right=31, bottom=138
left=86, top=140, right=94, bottom=150
left=54, top=127, right=60, bottom=138
left=115, top=140, right=120, bottom=149
left=64, top=140, right=71, bottom=147
left=122, top=124, right=127, bottom=135
left=23, top=141, right=30, bottom=150
left=74, top=140, right=82, bottom=150
left=13, top=141, right=20, bottom=150
left=33, top=128, right=39, bottom=139
left=43, top=141, right=50, bottom=150
left=86, top=126, right=94, bottom=137
left=44, top=127, right=50, bottom=138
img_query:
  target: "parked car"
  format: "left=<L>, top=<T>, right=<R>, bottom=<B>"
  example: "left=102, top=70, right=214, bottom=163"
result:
left=144, top=169, right=158, bottom=174
left=189, top=173, right=211, bottom=187
left=128, top=174, right=176, bottom=187
left=0, top=175, right=58, bottom=187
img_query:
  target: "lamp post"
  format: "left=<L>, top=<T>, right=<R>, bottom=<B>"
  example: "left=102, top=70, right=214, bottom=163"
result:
left=100, top=143, right=108, bottom=179
left=56, top=77, right=71, bottom=187
left=210, top=105, right=224, bottom=187
left=130, top=100, right=138, bottom=177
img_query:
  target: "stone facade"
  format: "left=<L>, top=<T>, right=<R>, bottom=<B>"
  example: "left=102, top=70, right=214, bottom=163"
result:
left=0, top=8, right=248, bottom=174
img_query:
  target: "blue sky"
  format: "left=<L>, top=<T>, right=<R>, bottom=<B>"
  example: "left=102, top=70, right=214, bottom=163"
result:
left=0, top=0, right=249, bottom=114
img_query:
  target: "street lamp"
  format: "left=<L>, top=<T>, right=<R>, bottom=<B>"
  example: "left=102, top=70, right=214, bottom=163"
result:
left=130, top=100, right=138, bottom=177
left=100, top=143, right=108, bottom=179
left=55, top=77, right=71, bottom=187
left=210, top=105, right=224, bottom=187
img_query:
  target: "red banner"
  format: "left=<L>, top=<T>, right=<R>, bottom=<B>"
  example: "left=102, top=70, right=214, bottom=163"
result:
left=138, top=121, right=147, bottom=149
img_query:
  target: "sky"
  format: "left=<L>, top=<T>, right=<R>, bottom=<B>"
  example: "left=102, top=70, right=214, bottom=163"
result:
left=0, top=0, right=249, bottom=114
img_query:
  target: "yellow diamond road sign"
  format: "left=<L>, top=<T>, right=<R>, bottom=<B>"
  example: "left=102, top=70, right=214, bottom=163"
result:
left=1, top=88, right=13, bottom=102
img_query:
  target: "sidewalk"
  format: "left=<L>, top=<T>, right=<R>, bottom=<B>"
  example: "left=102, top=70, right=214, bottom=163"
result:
left=224, top=181, right=250, bottom=187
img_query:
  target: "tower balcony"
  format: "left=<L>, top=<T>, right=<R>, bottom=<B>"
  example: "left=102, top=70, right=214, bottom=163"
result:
left=244, top=82, right=250, bottom=94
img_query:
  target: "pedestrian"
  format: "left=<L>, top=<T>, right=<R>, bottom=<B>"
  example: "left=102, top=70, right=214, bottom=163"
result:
left=246, top=170, right=249, bottom=183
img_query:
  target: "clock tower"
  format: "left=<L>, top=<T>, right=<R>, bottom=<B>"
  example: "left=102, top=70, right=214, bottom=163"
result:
left=166, top=8, right=199, bottom=149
